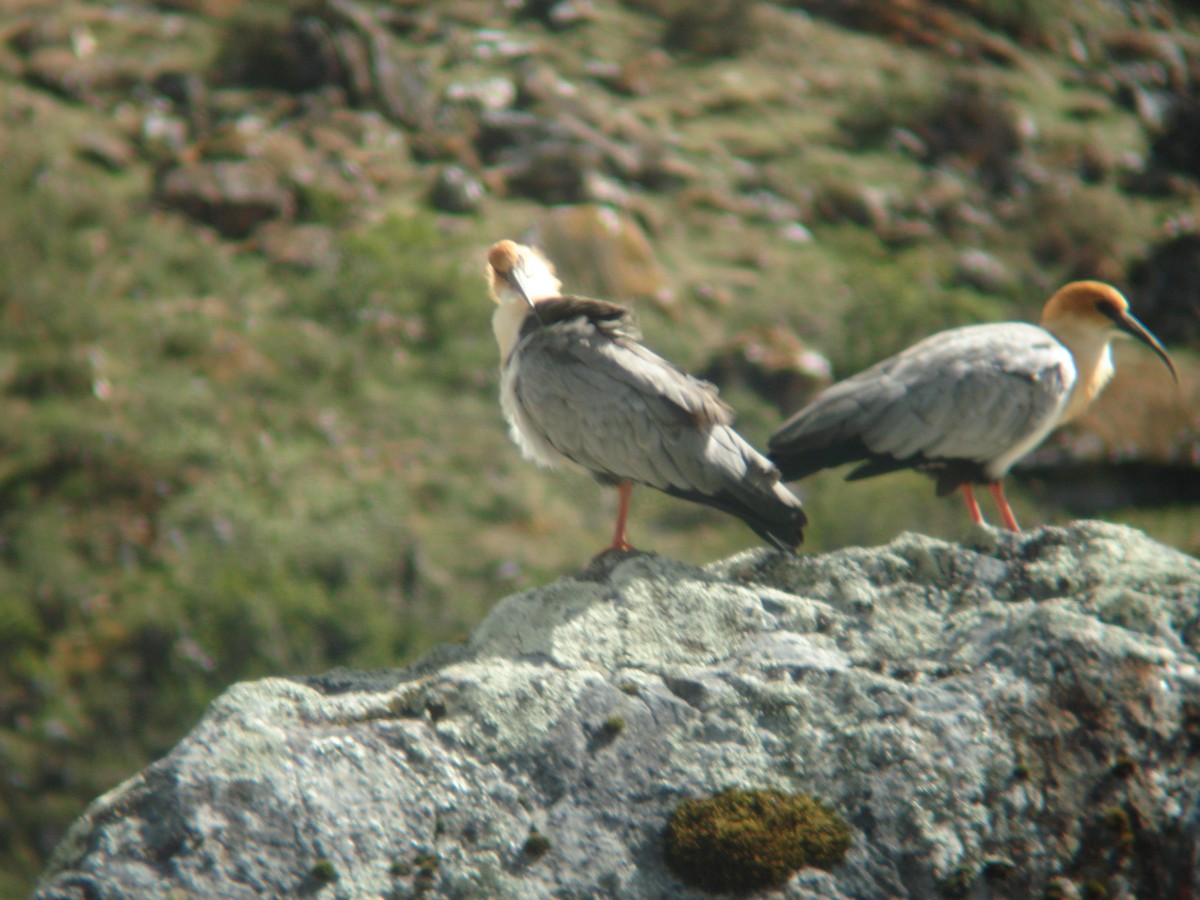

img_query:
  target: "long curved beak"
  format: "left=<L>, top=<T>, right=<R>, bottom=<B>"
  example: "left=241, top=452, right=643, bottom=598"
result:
left=1108, top=308, right=1178, bottom=384
left=501, top=266, right=544, bottom=326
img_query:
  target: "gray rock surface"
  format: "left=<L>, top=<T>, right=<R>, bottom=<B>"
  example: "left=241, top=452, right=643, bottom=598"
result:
left=35, top=522, right=1200, bottom=898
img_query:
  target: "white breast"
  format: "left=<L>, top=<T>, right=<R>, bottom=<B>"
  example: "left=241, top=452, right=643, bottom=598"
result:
left=499, top=342, right=575, bottom=471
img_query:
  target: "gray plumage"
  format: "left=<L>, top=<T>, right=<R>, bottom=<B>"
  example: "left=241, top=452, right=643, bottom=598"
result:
left=769, top=279, right=1176, bottom=531
left=504, top=295, right=806, bottom=550
left=770, top=322, right=1075, bottom=495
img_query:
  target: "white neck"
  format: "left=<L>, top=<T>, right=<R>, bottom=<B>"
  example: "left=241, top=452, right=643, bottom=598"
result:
left=1045, top=322, right=1115, bottom=422
left=488, top=247, right=561, bottom=365
left=492, top=297, right=532, bottom=365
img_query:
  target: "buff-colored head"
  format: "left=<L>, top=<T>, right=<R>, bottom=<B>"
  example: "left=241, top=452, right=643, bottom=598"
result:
left=487, top=239, right=565, bottom=362
left=486, top=240, right=562, bottom=309
left=1040, top=280, right=1177, bottom=382
left=1040, top=281, right=1130, bottom=330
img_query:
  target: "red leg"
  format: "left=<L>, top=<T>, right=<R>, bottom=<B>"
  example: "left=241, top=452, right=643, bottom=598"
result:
left=988, top=481, right=1020, bottom=532
left=609, top=481, right=635, bottom=552
left=960, top=484, right=984, bottom=525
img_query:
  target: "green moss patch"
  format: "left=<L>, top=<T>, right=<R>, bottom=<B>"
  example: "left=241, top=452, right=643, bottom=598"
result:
left=663, top=788, right=851, bottom=893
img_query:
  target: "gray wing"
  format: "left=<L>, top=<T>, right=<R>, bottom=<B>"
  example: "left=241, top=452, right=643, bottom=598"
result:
left=511, top=317, right=771, bottom=496
left=770, top=323, right=1077, bottom=472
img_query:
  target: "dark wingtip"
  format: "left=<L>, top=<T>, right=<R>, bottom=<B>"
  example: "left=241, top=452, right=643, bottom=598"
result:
left=766, top=527, right=805, bottom=553
left=769, top=455, right=821, bottom=483
left=769, top=443, right=861, bottom=483
left=751, top=506, right=807, bottom=552
left=661, top=484, right=806, bottom=552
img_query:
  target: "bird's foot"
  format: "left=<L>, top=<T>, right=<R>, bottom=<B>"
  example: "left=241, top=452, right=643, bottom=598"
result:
left=590, top=542, right=636, bottom=565
left=579, top=544, right=642, bottom=581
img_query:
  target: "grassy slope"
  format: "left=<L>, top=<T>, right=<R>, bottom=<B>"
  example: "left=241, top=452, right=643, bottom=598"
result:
left=0, top=1, right=1197, bottom=892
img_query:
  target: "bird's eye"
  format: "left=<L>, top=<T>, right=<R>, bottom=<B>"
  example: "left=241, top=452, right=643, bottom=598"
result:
left=1094, top=299, right=1120, bottom=321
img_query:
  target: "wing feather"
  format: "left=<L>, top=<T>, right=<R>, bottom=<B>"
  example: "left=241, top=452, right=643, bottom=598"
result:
left=770, top=323, right=1076, bottom=480
left=513, top=320, right=720, bottom=488
left=506, top=308, right=805, bottom=548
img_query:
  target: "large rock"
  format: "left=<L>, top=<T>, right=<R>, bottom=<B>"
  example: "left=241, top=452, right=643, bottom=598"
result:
left=34, top=523, right=1200, bottom=898
left=156, top=161, right=295, bottom=239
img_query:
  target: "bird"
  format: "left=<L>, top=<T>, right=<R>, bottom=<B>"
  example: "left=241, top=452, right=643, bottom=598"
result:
left=768, top=280, right=1178, bottom=531
left=485, top=238, right=807, bottom=554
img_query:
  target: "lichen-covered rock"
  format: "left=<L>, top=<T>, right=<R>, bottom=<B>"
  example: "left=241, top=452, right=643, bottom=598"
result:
left=429, top=164, right=486, bottom=214
left=34, top=523, right=1200, bottom=898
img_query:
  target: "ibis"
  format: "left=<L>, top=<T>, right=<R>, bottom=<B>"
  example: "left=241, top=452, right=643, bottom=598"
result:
left=768, top=281, right=1177, bottom=530
left=487, top=239, right=807, bottom=553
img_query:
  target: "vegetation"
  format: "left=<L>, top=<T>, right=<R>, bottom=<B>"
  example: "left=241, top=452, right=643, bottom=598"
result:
left=663, top=787, right=852, bottom=892
left=310, top=858, right=338, bottom=884
left=522, top=827, right=553, bottom=862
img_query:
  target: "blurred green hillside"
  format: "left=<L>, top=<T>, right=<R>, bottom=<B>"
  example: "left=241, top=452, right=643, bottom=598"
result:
left=2, top=0, right=1199, bottom=892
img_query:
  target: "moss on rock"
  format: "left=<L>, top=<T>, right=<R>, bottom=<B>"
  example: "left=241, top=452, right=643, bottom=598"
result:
left=663, top=787, right=851, bottom=893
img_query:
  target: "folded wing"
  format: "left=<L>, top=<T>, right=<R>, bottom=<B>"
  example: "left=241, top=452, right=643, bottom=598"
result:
left=512, top=302, right=806, bottom=548
left=769, top=323, right=1076, bottom=491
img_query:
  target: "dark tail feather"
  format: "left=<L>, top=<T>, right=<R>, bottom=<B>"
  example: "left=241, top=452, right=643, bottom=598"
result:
left=743, top=513, right=806, bottom=553
left=775, top=441, right=989, bottom=500
left=664, top=486, right=807, bottom=551
left=769, top=437, right=876, bottom=483
left=845, top=455, right=916, bottom=481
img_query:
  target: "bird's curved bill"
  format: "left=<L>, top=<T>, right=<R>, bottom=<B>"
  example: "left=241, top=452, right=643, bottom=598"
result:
left=504, top=267, right=539, bottom=313
left=1108, top=308, right=1178, bottom=384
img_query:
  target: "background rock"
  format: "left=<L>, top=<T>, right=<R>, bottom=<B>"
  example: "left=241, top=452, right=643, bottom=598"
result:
left=1130, top=232, right=1200, bottom=347
left=526, top=204, right=673, bottom=308
left=700, top=325, right=832, bottom=416
left=34, top=522, right=1200, bottom=899
left=156, top=160, right=294, bottom=238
